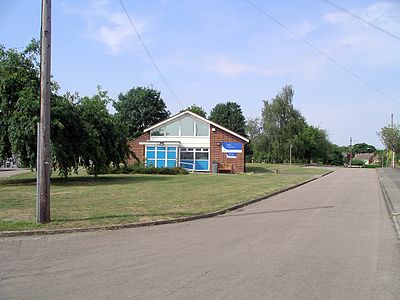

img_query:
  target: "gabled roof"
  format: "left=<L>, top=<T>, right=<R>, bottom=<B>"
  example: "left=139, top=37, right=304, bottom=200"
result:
left=354, top=153, right=374, bottom=160
left=144, top=110, right=249, bottom=143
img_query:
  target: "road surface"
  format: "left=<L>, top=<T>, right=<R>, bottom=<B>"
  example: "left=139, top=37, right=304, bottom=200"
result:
left=1, top=168, right=399, bottom=299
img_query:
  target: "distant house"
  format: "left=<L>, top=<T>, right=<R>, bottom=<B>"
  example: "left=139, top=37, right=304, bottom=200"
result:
left=127, top=111, right=249, bottom=173
left=353, top=153, right=375, bottom=165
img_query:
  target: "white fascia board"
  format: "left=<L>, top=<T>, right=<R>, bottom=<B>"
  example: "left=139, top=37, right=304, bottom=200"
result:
left=144, top=110, right=249, bottom=143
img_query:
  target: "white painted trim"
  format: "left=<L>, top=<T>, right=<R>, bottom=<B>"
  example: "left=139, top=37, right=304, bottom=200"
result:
left=144, top=110, right=249, bottom=143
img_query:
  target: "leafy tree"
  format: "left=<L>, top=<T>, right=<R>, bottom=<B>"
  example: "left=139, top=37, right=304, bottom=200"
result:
left=51, top=93, right=84, bottom=177
left=79, top=87, right=129, bottom=177
left=181, top=104, right=207, bottom=118
left=245, top=117, right=263, bottom=162
left=209, top=101, right=246, bottom=136
left=0, top=40, right=40, bottom=167
left=352, top=143, right=376, bottom=154
left=258, top=86, right=306, bottom=163
left=379, top=124, right=400, bottom=154
left=325, top=143, right=344, bottom=165
left=113, top=86, right=170, bottom=139
left=301, top=125, right=330, bottom=164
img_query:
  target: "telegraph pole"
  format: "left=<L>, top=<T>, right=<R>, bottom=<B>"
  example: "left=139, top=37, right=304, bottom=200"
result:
left=37, top=0, right=51, bottom=223
left=392, top=113, right=395, bottom=168
left=349, top=137, right=352, bottom=168
left=289, top=144, right=293, bottom=166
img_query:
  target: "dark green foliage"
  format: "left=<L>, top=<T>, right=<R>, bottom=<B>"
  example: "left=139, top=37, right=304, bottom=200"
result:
left=351, top=159, right=364, bottom=166
left=182, top=104, right=207, bottom=118
left=94, top=163, right=189, bottom=175
left=209, top=101, right=246, bottom=137
left=113, top=86, right=170, bottom=139
left=78, top=87, right=129, bottom=177
left=0, top=40, right=40, bottom=167
left=352, top=143, right=376, bottom=154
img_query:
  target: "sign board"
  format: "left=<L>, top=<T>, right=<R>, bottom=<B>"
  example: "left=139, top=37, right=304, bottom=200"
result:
left=221, top=142, right=242, bottom=153
left=226, top=153, right=237, bottom=159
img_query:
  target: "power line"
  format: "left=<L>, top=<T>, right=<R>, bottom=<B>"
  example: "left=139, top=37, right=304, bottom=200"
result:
left=321, top=0, right=400, bottom=42
left=245, top=0, right=400, bottom=106
left=118, top=0, right=184, bottom=109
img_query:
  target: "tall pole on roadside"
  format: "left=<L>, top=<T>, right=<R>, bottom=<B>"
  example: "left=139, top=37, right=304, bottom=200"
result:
left=349, top=137, right=352, bottom=168
left=289, top=143, right=293, bottom=166
left=392, top=113, right=395, bottom=168
left=37, top=0, right=51, bottom=223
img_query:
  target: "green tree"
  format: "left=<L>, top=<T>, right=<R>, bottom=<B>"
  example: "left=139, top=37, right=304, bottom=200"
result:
left=301, top=125, right=330, bottom=164
left=379, top=124, right=400, bottom=154
left=113, top=86, right=170, bottom=139
left=209, top=101, right=246, bottom=136
left=0, top=40, right=40, bottom=167
left=182, top=104, right=207, bottom=118
left=79, top=87, right=129, bottom=177
left=352, top=143, right=376, bottom=154
left=258, top=86, right=306, bottom=163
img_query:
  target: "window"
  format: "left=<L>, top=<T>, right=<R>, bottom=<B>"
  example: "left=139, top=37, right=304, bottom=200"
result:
left=146, top=146, right=177, bottom=168
left=179, top=148, right=209, bottom=171
left=150, top=116, right=210, bottom=137
left=165, top=122, right=179, bottom=136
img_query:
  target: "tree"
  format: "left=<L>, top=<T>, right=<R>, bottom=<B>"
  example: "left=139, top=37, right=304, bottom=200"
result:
left=0, top=40, right=40, bottom=167
left=258, top=86, right=306, bottom=163
left=181, top=104, right=207, bottom=118
left=245, top=117, right=263, bottom=162
left=209, top=101, right=246, bottom=136
left=79, top=87, right=129, bottom=177
left=113, top=86, right=170, bottom=139
left=352, top=143, right=376, bottom=154
left=301, top=125, right=330, bottom=164
left=379, top=124, right=400, bottom=154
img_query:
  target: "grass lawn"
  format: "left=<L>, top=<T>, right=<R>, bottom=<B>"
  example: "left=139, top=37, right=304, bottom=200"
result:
left=0, top=164, right=331, bottom=231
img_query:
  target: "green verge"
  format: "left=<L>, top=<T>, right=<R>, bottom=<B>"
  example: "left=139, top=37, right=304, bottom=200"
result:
left=0, top=164, right=331, bottom=231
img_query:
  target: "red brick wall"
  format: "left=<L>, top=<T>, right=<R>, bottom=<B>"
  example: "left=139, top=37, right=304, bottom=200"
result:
left=209, top=125, right=246, bottom=173
left=127, top=132, right=149, bottom=164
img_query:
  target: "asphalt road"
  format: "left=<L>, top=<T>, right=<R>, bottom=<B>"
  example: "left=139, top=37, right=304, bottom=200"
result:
left=1, top=168, right=400, bottom=299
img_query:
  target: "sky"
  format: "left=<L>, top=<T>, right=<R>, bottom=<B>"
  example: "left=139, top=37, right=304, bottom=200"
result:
left=1, top=0, right=400, bottom=148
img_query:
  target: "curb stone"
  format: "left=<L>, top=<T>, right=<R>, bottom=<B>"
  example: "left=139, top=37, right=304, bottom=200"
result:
left=377, top=170, right=400, bottom=240
left=0, top=170, right=334, bottom=238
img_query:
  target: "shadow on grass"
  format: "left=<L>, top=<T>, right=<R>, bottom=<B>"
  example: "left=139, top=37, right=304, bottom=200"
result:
left=246, top=166, right=274, bottom=174
left=54, top=211, right=198, bottom=222
left=0, top=175, right=173, bottom=187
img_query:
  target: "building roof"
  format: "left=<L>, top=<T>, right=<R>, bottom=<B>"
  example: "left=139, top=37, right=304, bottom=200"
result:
left=353, top=153, right=374, bottom=160
left=144, top=110, right=250, bottom=143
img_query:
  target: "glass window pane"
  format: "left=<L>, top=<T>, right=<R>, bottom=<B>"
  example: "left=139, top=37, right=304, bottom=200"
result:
left=147, top=147, right=155, bottom=151
left=157, top=150, right=166, bottom=159
left=180, top=151, right=194, bottom=160
left=195, top=160, right=209, bottom=171
left=151, top=127, right=165, bottom=136
left=196, top=120, right=209, bottom=136
left=147, top=160, right=155, bottom=167
left=157, top=147, right=166, bottom=151
left=157, top=160, right=165, bottom=168
left=195, top=152, right=209, bottom=160
left=167, top=160, right=176, bottom=167
left=180, top=117, right=195, bottom=136
left=180, top=160, right=194, bottom=170
left=165, top=122, right=179, bottom=136
left=167, top=147, right=176, bottom=151
left=147, top=151, right=155, bottom=159
left=167, top=151, right=176, bottom=159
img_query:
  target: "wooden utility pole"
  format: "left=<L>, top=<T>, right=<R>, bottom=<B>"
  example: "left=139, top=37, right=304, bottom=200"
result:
left=37, top=0, right=51, bottom=223
left=349, top=137, right=352, bottom=168
left=392, top=113, right=395, bottom=168
left=289, top=144, right=293, bottom=166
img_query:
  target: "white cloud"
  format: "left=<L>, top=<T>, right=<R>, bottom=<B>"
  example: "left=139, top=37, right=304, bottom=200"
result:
left=203, top=56, right=260, bottom=76
left=322, top=1, right=400, bottom=66
left=62, top=0, right=147, bottom=55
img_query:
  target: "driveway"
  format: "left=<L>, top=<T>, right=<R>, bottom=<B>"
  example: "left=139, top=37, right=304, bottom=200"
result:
left=1, top=168, right=399, bottom=299
left=0, top=168, right=30, bottom=178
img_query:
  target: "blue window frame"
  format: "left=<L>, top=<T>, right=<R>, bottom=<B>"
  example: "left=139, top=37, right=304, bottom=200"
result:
left=179, top=148, right=209, bottom=171
left=146, top=146, right=177, bottom=168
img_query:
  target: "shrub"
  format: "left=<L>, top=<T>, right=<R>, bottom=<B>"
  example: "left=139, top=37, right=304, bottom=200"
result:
left=351, top=159, right=364, bottom=166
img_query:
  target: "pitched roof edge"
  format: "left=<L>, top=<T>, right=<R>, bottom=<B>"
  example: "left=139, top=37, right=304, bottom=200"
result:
left=144, top=110, right=249, bottom=143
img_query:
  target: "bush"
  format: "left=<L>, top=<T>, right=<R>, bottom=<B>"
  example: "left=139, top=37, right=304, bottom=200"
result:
left=362, top=164, right=381, bottom=169
left=351, top=159, right=364, bottom=166
left=93, top=163, right=189, bottom=175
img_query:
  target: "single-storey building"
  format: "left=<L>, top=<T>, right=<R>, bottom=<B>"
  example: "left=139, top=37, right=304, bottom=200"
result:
left=127, top=110, right=249, bottom=173
left=353, top=153, right=375, bottom=165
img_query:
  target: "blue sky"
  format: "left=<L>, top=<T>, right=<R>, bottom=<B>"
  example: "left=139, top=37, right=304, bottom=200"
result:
left=1, top=0, right=400, bottom=147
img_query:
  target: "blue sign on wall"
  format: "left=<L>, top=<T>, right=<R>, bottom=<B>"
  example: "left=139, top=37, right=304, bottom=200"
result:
left=221, top=142, right=242, bottom=153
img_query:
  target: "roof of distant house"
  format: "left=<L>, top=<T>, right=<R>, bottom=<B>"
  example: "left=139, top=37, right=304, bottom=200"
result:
left=353, top=153, right=374, bottom=160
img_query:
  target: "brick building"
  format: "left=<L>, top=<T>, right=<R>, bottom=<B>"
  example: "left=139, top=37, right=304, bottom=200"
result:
left=128, top=111, right=249, bottom=173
